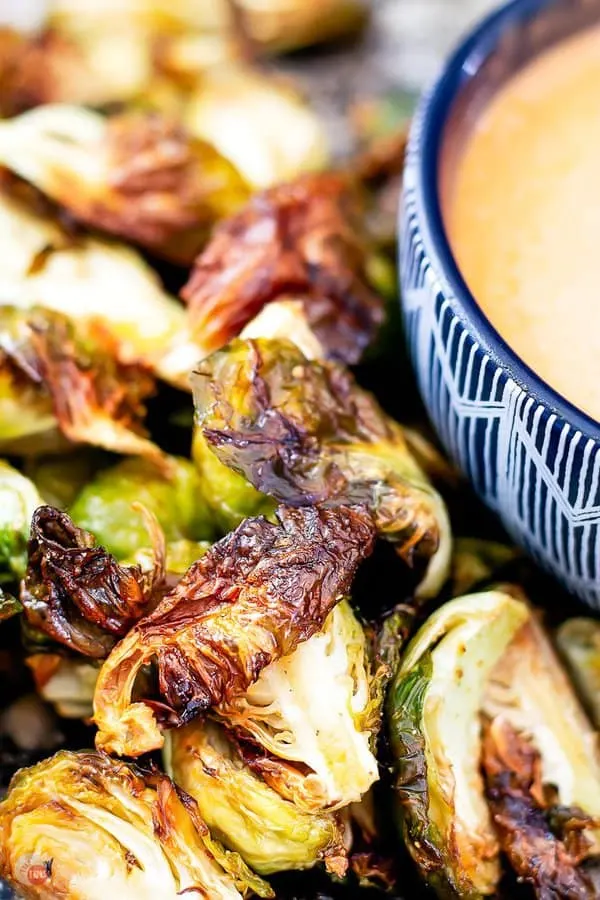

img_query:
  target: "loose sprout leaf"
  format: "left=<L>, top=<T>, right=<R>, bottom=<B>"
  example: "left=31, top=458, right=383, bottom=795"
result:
left=192, top=337, right=451, bottom=597
left=0, top=306, right=161, bottom=460
left=482, top=717, right=600, bottom=898
left=168, top=718, right=349, bottom=875
left=216, top=599, right=381, bottom=811
left=181, top=173, right=384, bottom=364
left=0, top=105, right=248, bottom=265
left=93, top=503, right=376, bottom=757
left=0, top=750, right=272, bottom=899
left=21, top=506, right=165, bottom=659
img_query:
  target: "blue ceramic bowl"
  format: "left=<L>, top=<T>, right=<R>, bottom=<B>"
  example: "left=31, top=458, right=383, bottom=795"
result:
left=400, top=0, right=600, bottom=608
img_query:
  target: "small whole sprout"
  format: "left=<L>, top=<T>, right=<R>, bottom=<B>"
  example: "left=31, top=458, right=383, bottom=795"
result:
left=184, top=63, right=329, bottom=190
left=192, top=338, right=451, bottom=597
left=93, top=504, right=376, bottom=757
left=167, top=718, right=349, bottom=876
left=70, top=455, right=214, bottom=561
left=0, top=105, right=249, bottom=265
left=0, top=750, right=272, bottom=899
left=0, top=460, right=42, bottom=581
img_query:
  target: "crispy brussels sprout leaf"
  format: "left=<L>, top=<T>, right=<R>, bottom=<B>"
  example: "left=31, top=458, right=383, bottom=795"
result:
left=0, top=306, right=160, bottom=460
left=94, top=504, right=376, bottom=756
left=482, top=717, right=600, bottom=899
left=193, top=338, right=451, bottom=597
left=0, top=105, right=248, bottom=265
left=185, top=63, right=329, bottom=189
left=482, top=615, right=600, bottom=852
left=0, top=184, right=196, bottom=387
left=192, top=427, right=275, bottom=533
left=26, top=654, right=98, bottom=719
left=556, top=618, right=600, bottom=729
left=216, top=599, right=381, bottom=810
left=181, top=174, right=384, bottom=364
left=0, top=460, right=42, bottom=581
left=168, top=718, right=348, bottom=875
left=21, top=506, right=165, bottom=659
left=0, top=750, right=272, bottom=899
left=387, top=592, right=530, bottom=898
left=70, top=455, right=213, bottom=560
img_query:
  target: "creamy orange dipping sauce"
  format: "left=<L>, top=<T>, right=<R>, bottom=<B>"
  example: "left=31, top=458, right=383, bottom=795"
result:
left=446, top=25, right=600, bottom=421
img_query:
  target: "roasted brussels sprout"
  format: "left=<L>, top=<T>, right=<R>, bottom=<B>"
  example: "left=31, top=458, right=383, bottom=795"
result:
left=0, top=750, right=271, bottom=899
left=184, top=64, right=329, bottom=189
left=26, top=654, right=99, bottom=719
left=214, top=599, right=381, bottom=811
left=0, top=182, right=195, bottom=387
left=449, top=538, right=522, bottom=597
left=556, top=618, right=600, bottom=728
left=181, top=173, right=384, bottom=365
left=240, top=298, right=326, bottom=360
left=0, top=306, right=159, bottom=460
left=233, top=0, right=369, bottom=54
left=24, top=451, right=102, bottom=510
left=93, top=504, right=375, bottom=756
left=387, top=591, right=530, bottom=898
left=21, top=506, right=165, bottom=658
left=70, top=455, right=213, bottom=560
left=0, top=461, right=42, bottom=581
left=168, top=718, right=349, bottom=875
left=192, top=338, right=451, bottom=597
left=0, top=105, right=248, bottom=265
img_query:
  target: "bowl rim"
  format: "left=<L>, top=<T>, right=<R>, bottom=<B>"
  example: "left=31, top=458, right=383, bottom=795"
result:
left=412, top=0, right=600, bottom=442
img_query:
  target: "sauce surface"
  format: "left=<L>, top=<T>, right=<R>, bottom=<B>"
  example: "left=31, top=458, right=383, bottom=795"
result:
left=446, top=25, right=600, bottom=421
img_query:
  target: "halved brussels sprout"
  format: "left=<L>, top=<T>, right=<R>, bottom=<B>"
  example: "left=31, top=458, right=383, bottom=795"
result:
left=0, top=183, right=197, bottom=387
left=70, top=455, right=213, bottom=560
left=181, top=173, right=384, bottom=365
left=556, top=618, right=600, bottom=729
left=93, top=504, right=375, bottom=756
left=387, top=591, right=530, bottom=898
left=215, top=599, right=381, bottom=812
left=0, top=105, right=248, bottom=265
left=0, top=306, right=160, bottom=460
left=167, top=718, right=348, bottom=875
left=0, top=750, right=272, bottom=899
left=184, top=63, right=329, bottom=189
left=192, top=338, right=451, bottom=597
left=0, top=460, right=42, bottom=581
left=26, top=654, right=99, bottom=719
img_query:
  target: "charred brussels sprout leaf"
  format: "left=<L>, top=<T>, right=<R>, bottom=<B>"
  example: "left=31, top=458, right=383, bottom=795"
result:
left=192, top=338, right=451, bottom=597
left=181, top=173, right=384, bottom=365
left=0, top=460, right=42, bottom=581
left=0, top=105, right=248, bottom=265
left=387, top=591, right=530, bottom=898
left=0, top=306, right=160, bottom=460
left=215, top=599, right=381, bottom=811
left=556, top=618, right=600, bottom=728
left=168, top=718, right=348, bottom=876
left=70, top=455, right=213, bottom=560
left=21, top=506, right=164, bottom=659
left=94, top=504, right=376, bottom=756
left=0, top=750, right=272, bottom=899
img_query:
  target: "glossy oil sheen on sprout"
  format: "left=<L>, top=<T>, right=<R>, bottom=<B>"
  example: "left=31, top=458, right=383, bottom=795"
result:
left=446, top=25, right=600, bottom=422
